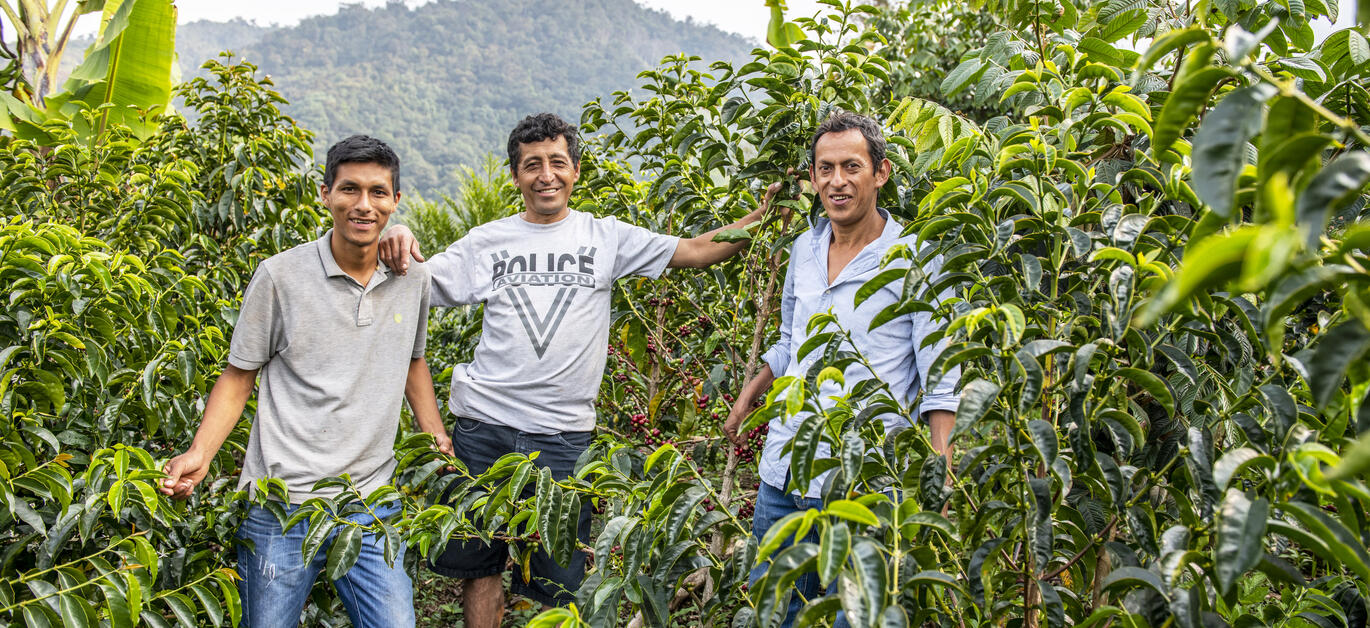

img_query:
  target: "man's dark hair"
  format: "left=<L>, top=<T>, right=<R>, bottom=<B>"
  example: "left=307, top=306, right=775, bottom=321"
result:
left=507, top=113, right=581, bottom=168
left=807, top=111, right=886, bottom=167
left=323, top=135, right=401, bottom=193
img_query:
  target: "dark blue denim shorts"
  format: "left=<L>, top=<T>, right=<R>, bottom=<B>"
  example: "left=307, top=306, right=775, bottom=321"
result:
left=428, top=416, right=593, bottom=607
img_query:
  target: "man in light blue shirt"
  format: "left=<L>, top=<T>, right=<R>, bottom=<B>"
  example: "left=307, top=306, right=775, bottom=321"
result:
left=724, top=112, right=960, bottom=627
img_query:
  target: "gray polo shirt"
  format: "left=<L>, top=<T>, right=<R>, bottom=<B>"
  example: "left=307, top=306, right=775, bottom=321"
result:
left=228, top=230, right=431, bottom=502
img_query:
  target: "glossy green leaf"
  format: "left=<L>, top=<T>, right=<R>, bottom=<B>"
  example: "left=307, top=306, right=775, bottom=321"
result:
left=1153, top=47, right=1231, bottom=156
left=827, top=500, right=879, bottom=527
left=1113, top=367, right=1176, bottom=416
left=1191, top=83, right=1277, bottom=219
left=1307, top=318, right=1370, bottom=409
left=1100, top=566, right=1167, bottom=596
left=1327, top=432, right=1370, bottom=481
left=1296, top=151, right=1370, bottom=247
left=951, top=379, right=999, bottom=441
left=1215, top=489, right=1268, bottom=596
left=817, top=522, right=851, bottom=587
left=1135, top=27, right=1211, bottom=75
left=1213, top=447, right=1275, bottom=490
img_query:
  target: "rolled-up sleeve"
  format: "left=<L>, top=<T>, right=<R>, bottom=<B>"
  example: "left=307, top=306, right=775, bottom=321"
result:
left=761, top=247, right=798, bottom=377
left=912, top=255, right=960, bottom=415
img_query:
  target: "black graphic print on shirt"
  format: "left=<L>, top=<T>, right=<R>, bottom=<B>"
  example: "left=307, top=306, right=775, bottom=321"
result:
left=490, top=247, right=598, bottom=357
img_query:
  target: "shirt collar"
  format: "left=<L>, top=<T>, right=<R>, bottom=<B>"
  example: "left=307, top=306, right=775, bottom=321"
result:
left=315, top=229, right=392, bottom=280
left=808, top=207, right=903, bottom=259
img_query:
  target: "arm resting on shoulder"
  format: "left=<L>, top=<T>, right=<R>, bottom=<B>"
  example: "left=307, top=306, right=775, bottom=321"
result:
left=160, top=364, right=259, bottom=499
left=379, top=225, right=425, bottom=275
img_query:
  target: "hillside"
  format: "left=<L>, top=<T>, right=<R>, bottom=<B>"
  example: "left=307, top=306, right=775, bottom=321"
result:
left=175, top=0, right=755, bottom=196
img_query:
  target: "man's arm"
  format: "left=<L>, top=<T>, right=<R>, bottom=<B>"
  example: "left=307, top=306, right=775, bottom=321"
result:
left=379, top=226, right=424, bottom=275
left=160, top=365, right=258, bottom=499
left=405, top=357, right=453, bottom=457
left=723, top=365, right=777, bottom=445
left=926, top=409, right=954, bottom=459
left=668, top=182, right=787, bottom=269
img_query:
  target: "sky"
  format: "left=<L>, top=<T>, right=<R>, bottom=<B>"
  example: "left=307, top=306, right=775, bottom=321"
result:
left=2, top=0, right=1358, bottom=48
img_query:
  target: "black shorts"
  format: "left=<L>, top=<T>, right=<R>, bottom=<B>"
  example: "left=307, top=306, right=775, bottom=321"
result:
left=428, top=416, right=593, bottom=607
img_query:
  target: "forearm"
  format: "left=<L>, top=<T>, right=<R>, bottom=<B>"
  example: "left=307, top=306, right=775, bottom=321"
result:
left=926, top=409, right=954, bottom=459
left=187, top=365, right=258, bottom=456
left=671, top=204, right=768, bottom=268
left=405, top=358, right=444, bottom=436
left=739, top=364, right=777, bottom=406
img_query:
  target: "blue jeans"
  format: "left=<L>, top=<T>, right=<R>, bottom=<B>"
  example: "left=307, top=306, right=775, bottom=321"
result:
left=750, top=480, right=824, bottom=628
left=237, top=501, right=414, bottom=628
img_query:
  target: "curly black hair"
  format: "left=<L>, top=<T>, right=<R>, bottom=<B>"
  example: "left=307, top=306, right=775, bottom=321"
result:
left=507, top=112, right=581, bottom=169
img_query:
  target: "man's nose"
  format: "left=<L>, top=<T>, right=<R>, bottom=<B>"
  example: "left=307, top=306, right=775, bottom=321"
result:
left=537, top=164, right=555, bottom=182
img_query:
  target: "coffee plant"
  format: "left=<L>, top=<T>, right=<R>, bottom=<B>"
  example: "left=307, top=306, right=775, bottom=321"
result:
left=0, top=55, right=326, bottom=626
left=6, top=0, right=1370, bottom=626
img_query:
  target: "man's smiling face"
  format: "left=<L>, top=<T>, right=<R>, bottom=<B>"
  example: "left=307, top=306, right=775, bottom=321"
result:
left=321, top=161, right=399, bottom=249
left=514, top=136, right=580, bottom=224
left=810, top=128, right=891, bottom=228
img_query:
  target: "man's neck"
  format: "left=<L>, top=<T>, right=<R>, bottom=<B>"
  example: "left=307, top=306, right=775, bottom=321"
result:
left=829, top=206, right=886, bottom=250
left=330, top=232, right=379, bottom=285
left=521, top=207, right=571, bottom=225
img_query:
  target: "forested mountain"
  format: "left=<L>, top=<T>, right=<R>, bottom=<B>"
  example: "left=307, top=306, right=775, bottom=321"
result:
left=176, top=0, right=755, bottom=196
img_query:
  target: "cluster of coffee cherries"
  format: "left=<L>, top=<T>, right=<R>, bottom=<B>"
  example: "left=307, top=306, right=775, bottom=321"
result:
left=678, top=313, right=711, bottom=338
left=627, top=412, right=671, bottom=448
left=605, top=344, right=635, bottom=384
left=732, top=423, right=769, bottom=463
left=700, top=496, right=757, bottom=520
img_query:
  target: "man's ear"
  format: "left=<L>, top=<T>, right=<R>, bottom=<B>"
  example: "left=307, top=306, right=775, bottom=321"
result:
left=875, top=158, right=892, bottom=187
left=320, top=183, right=330, bottom=203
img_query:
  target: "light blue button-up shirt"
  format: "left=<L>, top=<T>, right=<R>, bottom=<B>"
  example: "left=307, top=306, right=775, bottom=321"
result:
left=758, top=209, right=960, bottom=497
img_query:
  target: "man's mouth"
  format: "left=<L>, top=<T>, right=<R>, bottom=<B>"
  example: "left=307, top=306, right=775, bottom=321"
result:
left=349, top=217, right=377, bottom=228
left=534, top=186, right=562, bottom=196
left=828, top=194, right=852, bottom=205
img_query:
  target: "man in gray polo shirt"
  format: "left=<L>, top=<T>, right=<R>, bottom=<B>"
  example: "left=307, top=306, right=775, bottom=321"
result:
left=160, top=135, right=448, bottom=628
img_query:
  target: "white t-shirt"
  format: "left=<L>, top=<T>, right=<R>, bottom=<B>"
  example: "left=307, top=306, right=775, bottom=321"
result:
left=425, top=210, right=679, bottom=433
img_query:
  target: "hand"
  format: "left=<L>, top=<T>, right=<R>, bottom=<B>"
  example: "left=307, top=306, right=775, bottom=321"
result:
left=160, top=449, right=212, bottom=499
left=431, top=430, right=456, bottom=472
left=379, top=225, right=425, bottom=275
left=723, top=398, right=751, bottom=447
left=762, top=169, right=802, bottom=226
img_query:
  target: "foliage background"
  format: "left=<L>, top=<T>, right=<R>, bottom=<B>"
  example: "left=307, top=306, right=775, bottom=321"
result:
left=4, top=0, right=1370, bottom=627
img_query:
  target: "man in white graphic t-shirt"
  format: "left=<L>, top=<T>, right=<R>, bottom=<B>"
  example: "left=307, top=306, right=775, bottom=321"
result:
left=379, top=113, right=778, bottom=625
